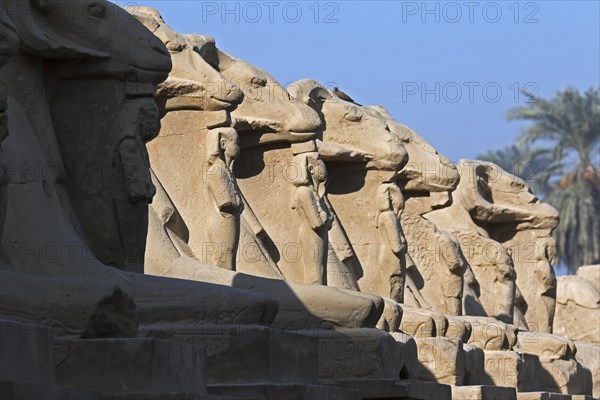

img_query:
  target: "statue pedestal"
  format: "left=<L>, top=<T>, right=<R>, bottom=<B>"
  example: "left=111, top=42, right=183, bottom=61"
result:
left=0, top=381, right=102, bottom=400
left=207, top=383, right=361, bottom=400
left=575, top=341, right=600, bottom=398
left=55, top=338, right=207, bottom=395
left=414, top=337, right=466, bottom=386
left=0, top=319, right=54, bottom=385
left=516, top=392, right=572, bottom=400
left=148, top=324, right=319, bottom=385
left=483, top=350, right=526, bottom=390
left=305, top=328, right=402, bottom=381
left=452, top=385, right=517, bottom=400
left=463, top=344, right=486, bottom=385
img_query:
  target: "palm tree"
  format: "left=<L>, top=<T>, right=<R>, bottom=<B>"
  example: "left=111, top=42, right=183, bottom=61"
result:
left=506, top=87, right=600, bottom=272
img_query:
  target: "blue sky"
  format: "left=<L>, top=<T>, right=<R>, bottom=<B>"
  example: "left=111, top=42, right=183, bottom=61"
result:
left=128, top=0, right=600, bottom=162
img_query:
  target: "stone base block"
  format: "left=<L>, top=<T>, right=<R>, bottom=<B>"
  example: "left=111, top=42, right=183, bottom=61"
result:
left=554, top=276, right=600, bottom=345
left=152, top=324, right=318, bottom=385
left=483, top=350, right=527, bottom=390
left=406, top=380, right=452, bottom=400
left=0, top=381, right=102, bottom=400
left=321, top=379, right=409, bottom=398
left=463, top=344, right=485, bottom=385
left=414, top=337, right=465, bottom=385
left=575, top=341, right=600, bottom=398
left=538, top=357, right=588, bottom=394
left=322, top=378, right=454, bottom=400
left=517, top=392, right=572, bottom=400
left=106, top=394, right=236, bottom=400
left=452, top=385, right=517, bottom=400
left=446, top=316, right=472, bottom=342
left=460, top=316, right=514, bottom=350
left=519, top=353, right=543, bottom=392
left=300, top=328, right=401, bottom=380
left=0, top=320, right=54, bottom=385
left=391, top=332, right=421, bottom=380
left=520, top=352, right=592, bottom=395
left=399, top=306, right=445, bottom=338
left=207, top=383, right=361, bottom=400
left=55, top=338, right=206, bottom=395
left=570, top=395, right=595, bottom=400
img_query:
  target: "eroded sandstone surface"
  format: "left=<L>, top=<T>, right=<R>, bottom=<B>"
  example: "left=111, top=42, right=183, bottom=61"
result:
left=0, top=2, right=597, bottom=399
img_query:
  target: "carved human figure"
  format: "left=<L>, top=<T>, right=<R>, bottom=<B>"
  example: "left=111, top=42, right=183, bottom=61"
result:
left=531, top=236, right=558, bottom=329
left=111, top=98, right=160, bottom=271
left=375, top=183, right=406, bottom=302
left=117, top=101, right=159, bottom=204
left=205, top=127, right=243, bottom=270
left=451, top=231, right=516, bottom=322
left=351, top=164, right=466, bottom=318
left=290, top=151, right=332, bottom=284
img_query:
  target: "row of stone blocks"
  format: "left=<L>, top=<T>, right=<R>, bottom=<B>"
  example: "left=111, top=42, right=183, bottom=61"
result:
left=414, top=336, right=599, bottom=399
left=0, top=319, right=597, bottom=399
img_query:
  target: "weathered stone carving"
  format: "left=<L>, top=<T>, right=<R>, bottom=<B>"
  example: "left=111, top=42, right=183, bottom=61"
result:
left=220, top=66, right=324, bottom=286
left=576, top=264, right=600, bottom=292
left=1, top=2, right=596, bottom=398
left=35, top=0, right=169, bottom=274
left=575, top=341, right=600, bottom=398
left=1, top=0, right=277, bottom=336
left=127, top=7, right=244, bottom=269
left=375, top=183, right=407, bottom=302
left=205, top=126, right=243, bottom=270
left=553, top=275, right=600, bottom=344
left=455, top=160, right=559, bottom=332
left=146, top=164, right=383, bottom=330
left=0, top=7, right=137, bottom=340
left=454, top=232, right=516, bottom=322
left=355, top=106, right=469, bottom=316
left=287, top=80, right=437, bottom=336
left=366, top=106, right=459, bottom=193
left=401, top=202, right=467, bottom=315
left=289, top=147, right=332, bottom=284
left=516, top=331, right=590, bottom=394
left=426, top=160, right=518, bottom=324
left=112, top=98, right=159, bottom=271
left=287, top=79, right=408, bottom=301
left=415, top=336, right=466, bottom=385
left=286, top=81, right=477, bottom=387
left=131, top=7, right=384, bottom=330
